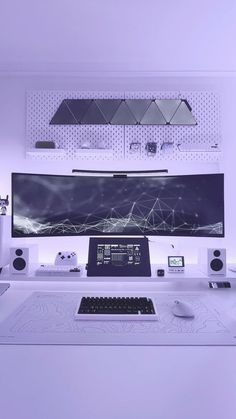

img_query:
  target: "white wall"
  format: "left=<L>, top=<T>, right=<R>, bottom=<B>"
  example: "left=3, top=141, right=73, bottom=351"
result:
left=1, top=0, right=236, bottom=73
left=0, top=74, right=236, bottom=264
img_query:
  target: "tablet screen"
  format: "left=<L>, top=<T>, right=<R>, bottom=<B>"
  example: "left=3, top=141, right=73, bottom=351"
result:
left=87, top=237, right=151, bottom=277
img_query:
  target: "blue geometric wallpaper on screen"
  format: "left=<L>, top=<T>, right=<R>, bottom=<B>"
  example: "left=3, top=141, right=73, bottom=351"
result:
left=12, top=173, right=224, bottom=237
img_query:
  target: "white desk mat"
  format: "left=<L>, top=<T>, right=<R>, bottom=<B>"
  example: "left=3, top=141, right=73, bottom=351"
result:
left=0, top=291, right=235, bottom=346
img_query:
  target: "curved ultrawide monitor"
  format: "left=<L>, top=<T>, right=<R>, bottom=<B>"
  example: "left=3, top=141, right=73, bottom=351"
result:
left=12, top=172, right=224, bottom=238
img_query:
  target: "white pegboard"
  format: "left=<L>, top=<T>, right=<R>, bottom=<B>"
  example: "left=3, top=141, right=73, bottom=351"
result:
left=26, top=90, right=125, bottom=161
left=26, top=90, right=221, bottom=162
left=124, top=91, right=221, bottom=162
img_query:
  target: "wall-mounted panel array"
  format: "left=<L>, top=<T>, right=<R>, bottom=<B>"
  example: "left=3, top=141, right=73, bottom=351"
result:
left=26, top=90, right=221, bottom=163
left=50, top=98, right=197, bottom=126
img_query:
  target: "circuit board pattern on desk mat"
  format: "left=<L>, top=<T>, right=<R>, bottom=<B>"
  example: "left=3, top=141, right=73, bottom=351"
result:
left=0, top=292, right=235, bottom=346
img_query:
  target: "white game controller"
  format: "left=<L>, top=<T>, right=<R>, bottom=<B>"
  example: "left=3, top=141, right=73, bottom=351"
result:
left=54, top=251, right=78, bottom=266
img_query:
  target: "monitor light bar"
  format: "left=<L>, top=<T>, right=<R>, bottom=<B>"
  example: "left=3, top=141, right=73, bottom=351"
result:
left=72, top=169, right=168, bottom=177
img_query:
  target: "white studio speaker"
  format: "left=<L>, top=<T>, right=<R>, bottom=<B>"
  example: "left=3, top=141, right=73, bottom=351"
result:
left=199, top=248, right=226, bottom=276
left=9, top=245, right=38, bottom=275
left=0, top=215, right=11, bottom=271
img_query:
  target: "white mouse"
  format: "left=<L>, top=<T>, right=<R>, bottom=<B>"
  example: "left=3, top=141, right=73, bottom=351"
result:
left=172, top=300, right=195, bottom=318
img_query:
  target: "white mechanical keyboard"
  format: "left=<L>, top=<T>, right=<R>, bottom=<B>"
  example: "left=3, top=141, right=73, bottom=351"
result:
left=74, top=296, right=158, bottom=321
left=35, top=264, right=81, bottom=277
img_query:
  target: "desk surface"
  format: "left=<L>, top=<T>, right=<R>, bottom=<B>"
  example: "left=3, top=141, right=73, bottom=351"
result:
left=0, top=279, right=236, bottom=419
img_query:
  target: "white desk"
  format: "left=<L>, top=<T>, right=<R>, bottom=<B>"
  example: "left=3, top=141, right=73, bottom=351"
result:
left=3, top=262, right=236, bottom=282
left=0, top=273, right=236, bottom=419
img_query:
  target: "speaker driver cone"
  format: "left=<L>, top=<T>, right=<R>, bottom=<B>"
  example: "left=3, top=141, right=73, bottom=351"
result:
left=210, top=258, right=223, bottom=272
left=13, top=257, right=26, bottom=271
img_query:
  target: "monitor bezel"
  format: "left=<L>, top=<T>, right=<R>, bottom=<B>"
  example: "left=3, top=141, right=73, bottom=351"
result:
left=11, top=172, right=225, bottom=238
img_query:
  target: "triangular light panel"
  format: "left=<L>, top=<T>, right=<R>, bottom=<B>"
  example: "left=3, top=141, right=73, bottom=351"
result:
left=81, top=100, right=107, bottom=124
left=96, top=99, right=121, bottom=123
left=50, top=100, right=78, bottom=125
left=111, top=101, right=137, bottom=125
left=125, top=99, right=152, bottom=123
left=156, top=99, right=181, bottom=123
left=65, top=99, right=92, bottom=123
left=170, top=100, right=197, bottom=125
left=140, top=101, right=166, bottom=125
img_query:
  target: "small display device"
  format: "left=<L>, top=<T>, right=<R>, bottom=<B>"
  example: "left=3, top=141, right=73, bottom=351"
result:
left=87, top=237, right=151, bottom=277
left=168, top=256, right=185, bottom=273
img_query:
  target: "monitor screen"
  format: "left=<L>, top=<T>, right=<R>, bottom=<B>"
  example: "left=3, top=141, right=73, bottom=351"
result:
left=12, top=172, right=224, bottom=238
